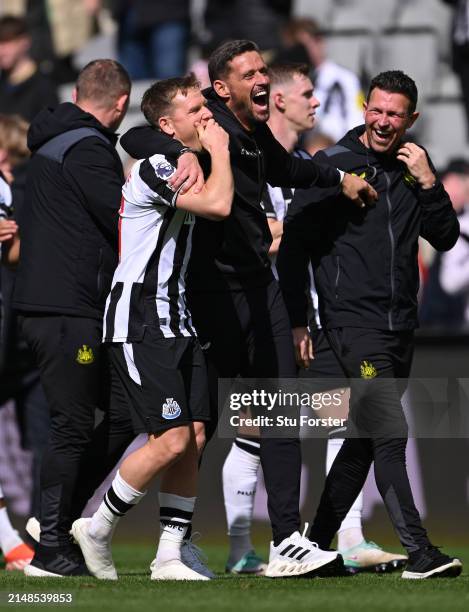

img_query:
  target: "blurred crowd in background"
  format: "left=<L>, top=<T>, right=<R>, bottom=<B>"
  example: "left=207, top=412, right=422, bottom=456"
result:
left=1, top=0, right=469, bottom=521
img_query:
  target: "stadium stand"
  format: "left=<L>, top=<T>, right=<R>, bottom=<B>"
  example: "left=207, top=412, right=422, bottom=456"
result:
left=377, top=28, right=439, bottom=100
left=292, top=0, right=333, bottom=28
left=420, top=95, right=469, bottom=169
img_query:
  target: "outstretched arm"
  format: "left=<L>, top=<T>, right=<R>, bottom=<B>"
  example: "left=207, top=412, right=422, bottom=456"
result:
left=121, top=126, right=204, bottom=194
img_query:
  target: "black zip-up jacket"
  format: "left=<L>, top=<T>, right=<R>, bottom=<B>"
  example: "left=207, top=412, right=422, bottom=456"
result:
left=277, top=126, right=460, bottom=332
left=120, top=87, right=342, bottom=292
left=13, top=103, right=123, bottom=319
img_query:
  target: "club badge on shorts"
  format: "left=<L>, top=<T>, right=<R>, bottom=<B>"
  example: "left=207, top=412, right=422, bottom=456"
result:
left=162, top=398, right=181, bottom=420
left=76, top=345, right=94, bottom=365
left=360, top=360, right=377, bottom=379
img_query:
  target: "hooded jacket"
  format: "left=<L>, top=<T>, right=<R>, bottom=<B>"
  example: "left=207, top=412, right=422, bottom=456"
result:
left=277, top=126, right=460, bottom=332
left=13, top=103, right=123, bottom=319
left=120, top=87, right=342, bottom=292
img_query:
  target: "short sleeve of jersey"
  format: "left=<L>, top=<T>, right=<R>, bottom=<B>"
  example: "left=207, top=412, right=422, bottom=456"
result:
left=0, top=175, right=13, bottom=220
left=138, top=155, right=179, bottom=208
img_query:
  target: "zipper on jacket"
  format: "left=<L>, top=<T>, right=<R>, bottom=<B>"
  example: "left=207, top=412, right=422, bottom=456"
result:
left=384, top=172, right=395, bottom=331
left=335, top=255, right=340, bottom=299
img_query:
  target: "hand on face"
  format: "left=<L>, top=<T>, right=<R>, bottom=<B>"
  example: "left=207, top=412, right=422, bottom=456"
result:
left=396, top=142, right=436, bottom=189
left=196, top=118, right=230, bottom=154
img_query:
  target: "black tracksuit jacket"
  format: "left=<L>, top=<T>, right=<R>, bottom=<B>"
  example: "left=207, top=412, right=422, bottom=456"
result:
left=277, top=126, right=460, bottom=332
left=13, top=103, right=123, bottom=319
left=120, top=87, right=342, bottom=292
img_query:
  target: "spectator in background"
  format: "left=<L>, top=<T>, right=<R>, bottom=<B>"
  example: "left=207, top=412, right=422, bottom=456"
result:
left=439, top=160, right=469, bottom=327
left=0, top=164, right=32, bottom=573
left=0, top=15, right=59, bottom=122
left=0, top=113, right=50, bottom=522
left=420, top=159, right=469, bottom=329
left=110, top=0, right=191, bottom=80
left=443, top=0, right=469, bottom=140
left=204, top=0, right=292, bottom=55
left=277, top=18, right=364, bottom=142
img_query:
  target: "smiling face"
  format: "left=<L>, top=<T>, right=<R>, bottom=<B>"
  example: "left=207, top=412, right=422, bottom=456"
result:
left=214, top=50, right=270, bottom=130
left=362, top=88, right=418, bottom=154
left=282, top=72, right=319, bottom=132
left=159, top=87, right=213, bottom=151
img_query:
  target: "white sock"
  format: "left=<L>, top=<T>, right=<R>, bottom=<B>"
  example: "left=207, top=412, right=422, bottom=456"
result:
left=89, top=470, right=146, bottom=542
left=223, top=438, right=260, bottom=566
left=155, top=492, right=195, bottom=565
left=0, top=507, right=23, bottom=554
left=326, top=438, right=364, bottom=551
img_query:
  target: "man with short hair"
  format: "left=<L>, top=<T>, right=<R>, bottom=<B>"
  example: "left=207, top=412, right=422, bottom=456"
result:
left=71, top=74, right=233, bottom=581
left=278, top=70, right=463, bottom=579
left=13, top=59, right=135, bottom=578
left=121, top=39, right=377, bottom=578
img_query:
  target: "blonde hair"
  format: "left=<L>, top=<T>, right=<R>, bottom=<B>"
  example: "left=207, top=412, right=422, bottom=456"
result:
left=0, top=114, right=30, bottom=166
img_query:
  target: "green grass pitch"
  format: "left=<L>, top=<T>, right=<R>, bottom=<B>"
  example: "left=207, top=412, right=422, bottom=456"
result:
left=1, top=543, right=468, bottom=612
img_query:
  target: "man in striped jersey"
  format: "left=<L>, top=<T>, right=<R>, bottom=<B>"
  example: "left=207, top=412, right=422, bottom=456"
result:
left=120, top=40, right=377, bottom=579
left=72, top=74, right=234, bottom=581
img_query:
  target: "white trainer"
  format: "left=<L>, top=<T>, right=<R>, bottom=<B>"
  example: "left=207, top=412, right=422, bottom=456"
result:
left=25, top=517, right=41, bottom=543
left=150, top=558, right=210, bottom=581
left=180, top=534, right=215, bottom=579
left=70, top=518, right=117, bottom=581
left=265, top=524, right=342, bottom=578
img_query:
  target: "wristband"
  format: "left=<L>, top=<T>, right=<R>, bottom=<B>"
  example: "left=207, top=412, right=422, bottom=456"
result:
left=177, top=147, right=198, bottom=159
left=337, top=169, right=345, bottom=183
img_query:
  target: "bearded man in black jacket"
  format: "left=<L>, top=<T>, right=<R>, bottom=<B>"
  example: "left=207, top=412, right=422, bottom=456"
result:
left=121, top=39, right=377, bottom=578
left=13, top=59, right=135, bottom=578
left=278, top=70, right=462, bottom=579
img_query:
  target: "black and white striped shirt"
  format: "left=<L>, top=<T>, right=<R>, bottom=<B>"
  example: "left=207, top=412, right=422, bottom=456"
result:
left=103, top=154, right=196, bottom=342
left=262, top=149, right=321, bottom=330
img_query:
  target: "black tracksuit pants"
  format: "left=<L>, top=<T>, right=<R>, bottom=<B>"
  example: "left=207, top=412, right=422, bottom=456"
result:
left=20, top=315, right=134, bottom=547
left=308, top=327, right=431, bottom=554
left=189, top=280, right=299, bottom=545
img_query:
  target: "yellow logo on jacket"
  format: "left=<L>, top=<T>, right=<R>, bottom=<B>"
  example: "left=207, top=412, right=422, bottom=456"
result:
left=360, top=360, right=377, bottom=379
left=76, top=345, right=94, bottom=365
left=403, top=171, right=417, bottom=187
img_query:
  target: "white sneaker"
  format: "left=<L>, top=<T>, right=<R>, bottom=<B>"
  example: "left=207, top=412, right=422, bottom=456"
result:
left=265, top=524, right=342, bottom=578
left=70, top=518, right=117, bottom=581
left=25, top=517, right=41, bottom=543
left=150, top=558, right=210, bottom=581
left=180, top=534, right=215, bottom=579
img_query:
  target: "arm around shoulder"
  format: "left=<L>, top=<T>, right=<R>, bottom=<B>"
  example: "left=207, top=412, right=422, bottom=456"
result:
left=175, top=120, right=233, bottom=221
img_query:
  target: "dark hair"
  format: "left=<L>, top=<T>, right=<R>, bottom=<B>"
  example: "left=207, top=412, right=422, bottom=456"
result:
left=442, top=158, right=469, bottom=176
left=208, top=39, right=260, bottom=83
left=269, top=62, right=310, bottom=87
left=141, top=73, right=200, bottom=127
left=367, top=70, right=418, bottom=114
left=75, top=59, right=131, bottom=108
left=0, top=15, right=29, bottom=42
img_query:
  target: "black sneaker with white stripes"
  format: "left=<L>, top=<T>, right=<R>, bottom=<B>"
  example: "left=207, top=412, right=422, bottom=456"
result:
left=401, top=546, right=462, bottom=579
left=265, top=524, right=345, bottom=578
left=24, top=542, right=90, bottom=578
